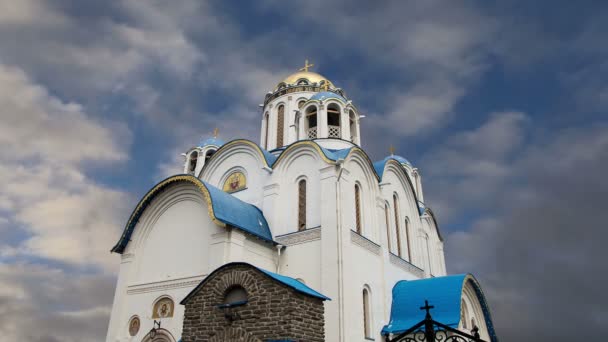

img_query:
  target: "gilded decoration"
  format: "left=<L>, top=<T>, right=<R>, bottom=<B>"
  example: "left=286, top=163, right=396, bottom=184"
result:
left=128, top=316, right=140, bottom=336
left=223, top=171, right=246, bottom=193
left=152, top=297, right=174, bottom=318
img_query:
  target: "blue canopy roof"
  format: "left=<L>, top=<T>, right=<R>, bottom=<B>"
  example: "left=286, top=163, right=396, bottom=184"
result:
left=309, top=91, right=347, bottom=103
left=180, top=262, right=330, bottom=304
left=382, top=274, right=497, bottom=342
left=198, top=136, right=225, bottom=147
left=111, top=175, right=274, bottom=253
left=258, top=268, right=330, bottom=300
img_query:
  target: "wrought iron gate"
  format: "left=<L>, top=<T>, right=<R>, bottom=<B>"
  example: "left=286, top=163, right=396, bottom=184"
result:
left=385, top=301, right=487, bottom=342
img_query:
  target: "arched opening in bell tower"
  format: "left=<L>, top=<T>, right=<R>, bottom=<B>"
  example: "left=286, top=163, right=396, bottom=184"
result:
left=305, top=106, right=318, bottom=139
left=327, top=103, right=341, bottom=138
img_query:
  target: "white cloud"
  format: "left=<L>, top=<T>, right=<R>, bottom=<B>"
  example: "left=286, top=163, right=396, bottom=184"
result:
left=0, top=64, right=131, bottom=271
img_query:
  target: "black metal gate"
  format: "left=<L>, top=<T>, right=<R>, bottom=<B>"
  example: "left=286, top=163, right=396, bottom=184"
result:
left=385, top=301, right=487, bottom=342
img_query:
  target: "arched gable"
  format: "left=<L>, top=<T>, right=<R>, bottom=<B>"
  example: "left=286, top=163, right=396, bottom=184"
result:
left=382, top=274, right=497, bottom=342
left=382, top=160, right=421, bottom=219
left=424, top=207, right=443, bottom=242
left=111, top=175, right=275, bottom=254
left=199, top=139, right=276, bottom=178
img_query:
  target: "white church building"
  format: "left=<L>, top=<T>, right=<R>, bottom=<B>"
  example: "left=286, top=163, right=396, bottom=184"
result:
left=106, top=63, right=497, bottom=342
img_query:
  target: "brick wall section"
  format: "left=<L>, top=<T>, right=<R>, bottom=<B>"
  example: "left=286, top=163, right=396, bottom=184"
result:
left=182, top=264, right=325, bottom=342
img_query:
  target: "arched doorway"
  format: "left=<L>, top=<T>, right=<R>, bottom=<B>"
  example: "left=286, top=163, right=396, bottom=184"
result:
left=141, top=328, right=176, bottom=342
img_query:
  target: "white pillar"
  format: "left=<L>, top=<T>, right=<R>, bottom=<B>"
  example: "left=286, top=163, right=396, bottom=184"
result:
left=318, top=104, right=328, bottom=138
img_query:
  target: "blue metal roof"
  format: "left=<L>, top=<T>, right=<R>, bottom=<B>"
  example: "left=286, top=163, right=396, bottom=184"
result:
left=111, top=175, right=274, bottom=253
left=309, top=91, right=347, bottom=103
left=257, top=268, right=330, bottom=301
left=373, top=155, right=413, bottom=182
left=180, top=262, right=330, bottom=305
left=198, top=136, right=225, bottom=147
left=382, top=274, right=497, bottom=342
left=203, top=180, right=273, bottom=242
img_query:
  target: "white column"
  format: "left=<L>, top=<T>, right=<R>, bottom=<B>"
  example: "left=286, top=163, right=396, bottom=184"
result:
left=355, top=118, right=362, bottom=146
left=340, top=108, right=350, bottom=141
left=318, top=104, right=328, bottom=138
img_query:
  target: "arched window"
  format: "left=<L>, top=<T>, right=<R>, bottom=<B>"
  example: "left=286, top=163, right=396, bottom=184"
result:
left=393, top=193, right=402, bottom=257
left=224, top=285, right=248, bottom=305
left=305, top=106, right=318, bottom=139
left=349, top=111, right=358, bottom=143
left=205, top=149, right=216, bottom=163
left=264, top=111, right=269, bottom=149
left=355, top=184, right=362, bottom=234
left=298, top=100, right=306, bottom=108
left=384, top=203, right=392, bottom=252
left=327, top=103, right=341, bottom=138
left=277, top=105, right=285, bottom=147
left=405, top=217, right=412, bottom=261
left=298, top=179, right=307, bottom=231
left=188, top=151, right=198, bottom=174
left=363, top=287, right=372, bottom=338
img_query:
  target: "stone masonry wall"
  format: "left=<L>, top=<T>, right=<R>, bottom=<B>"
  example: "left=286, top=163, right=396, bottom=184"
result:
left=182, top=264, right=325, bottom=342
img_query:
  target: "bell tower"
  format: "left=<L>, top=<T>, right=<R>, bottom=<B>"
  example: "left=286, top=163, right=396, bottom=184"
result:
left=260, top=61, right=362, bottom=151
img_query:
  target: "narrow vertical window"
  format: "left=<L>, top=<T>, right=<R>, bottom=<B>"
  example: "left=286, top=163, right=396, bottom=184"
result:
left=363, top=288, right=371, bottom=338
left=188, top=151, right=198, bottom=174
left=405, top=218, right=412, bottom=261
left=384, top=203, right=392, bottom=252
left=298, top=179, right=306, bottom=231
left=393, top=194, right=402, bottom=257
left=277, top=105, right=285, bottom=147
left=264, top=112, right=269, bottom=149
left=355, top=184, right=362, bottom=234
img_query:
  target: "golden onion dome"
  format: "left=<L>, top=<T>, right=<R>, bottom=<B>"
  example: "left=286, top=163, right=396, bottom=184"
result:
left=282, top=71, right=330, bottom=85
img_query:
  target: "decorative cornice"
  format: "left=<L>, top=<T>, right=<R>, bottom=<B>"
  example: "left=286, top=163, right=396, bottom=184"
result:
left=350, top=230, right=381, bottom=255
left=389, top=253, right=424, bottom=277
left=275, top=227, right=321, bottom=246
left=127, top=274, right=206, bottom=295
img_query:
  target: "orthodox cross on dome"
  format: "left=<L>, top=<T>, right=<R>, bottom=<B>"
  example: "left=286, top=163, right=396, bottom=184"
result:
left=389, top=145, right=396, bottom=155
left=299, top=59, right=314, bottom=72
left=213, top=128, right=219, bottom=138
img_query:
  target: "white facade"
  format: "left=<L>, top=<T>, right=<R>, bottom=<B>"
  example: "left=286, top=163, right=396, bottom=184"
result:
left=106, top=69, right=490, bottom=342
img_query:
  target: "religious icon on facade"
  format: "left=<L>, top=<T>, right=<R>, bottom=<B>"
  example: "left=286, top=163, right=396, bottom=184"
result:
left=222, top=171, right=246, bottom=193
left=128, top=316, right=140, bottom=336
left=152, top=297, right=174, bottom=318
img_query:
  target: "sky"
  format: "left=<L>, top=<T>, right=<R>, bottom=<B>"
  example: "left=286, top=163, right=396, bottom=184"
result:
left=0, top=0, right=607, bottom=341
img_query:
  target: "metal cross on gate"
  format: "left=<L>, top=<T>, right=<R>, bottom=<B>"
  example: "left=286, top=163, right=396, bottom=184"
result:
left=385, top=300, right=487, bottom=342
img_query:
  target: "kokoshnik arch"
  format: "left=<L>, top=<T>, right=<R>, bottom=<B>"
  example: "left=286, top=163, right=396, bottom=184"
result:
left=106, top=61, right=497, bottom=342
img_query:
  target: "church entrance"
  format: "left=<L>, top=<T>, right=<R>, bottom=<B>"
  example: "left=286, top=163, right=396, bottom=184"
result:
left=141, top=329, right=176, bottom=342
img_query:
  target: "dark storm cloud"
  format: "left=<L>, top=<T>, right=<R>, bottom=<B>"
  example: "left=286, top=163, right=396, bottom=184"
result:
left=441, top=123, right=608, bottom=340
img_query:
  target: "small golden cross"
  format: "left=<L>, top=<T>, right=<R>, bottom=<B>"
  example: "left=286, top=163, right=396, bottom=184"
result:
left=213, top=128, right=219, bottom=138
left=299, top=59, right=314, bottom=72
left=389, top=145, right=395, bottom=155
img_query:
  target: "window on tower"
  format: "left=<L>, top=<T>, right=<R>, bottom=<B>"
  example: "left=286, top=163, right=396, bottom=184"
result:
left=305, top=106, right=318, bottom=139
left=188, top=151, right=198, bottom=174
left=277, top=105, right=285, bottom=147
left=327, top=103, right=341, bottom=138
left=298, top=179, right=307, bottom=231
left=264, top=111, right=269, bottom=149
